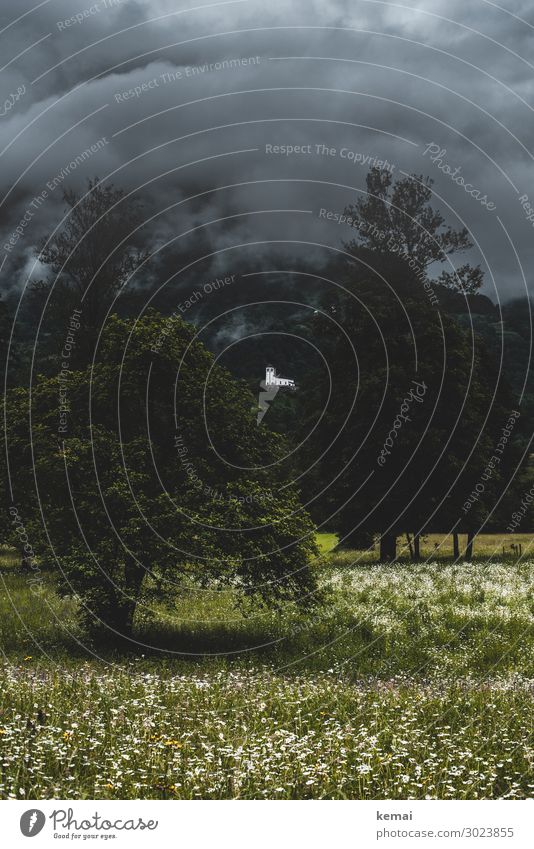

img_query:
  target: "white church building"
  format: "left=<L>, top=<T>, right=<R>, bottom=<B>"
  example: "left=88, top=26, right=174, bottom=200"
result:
left=264, top=365, right=296, bottom=390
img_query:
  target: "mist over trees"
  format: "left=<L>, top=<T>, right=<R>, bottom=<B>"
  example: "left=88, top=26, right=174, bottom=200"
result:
left=27, top=179, right=149, bottom=369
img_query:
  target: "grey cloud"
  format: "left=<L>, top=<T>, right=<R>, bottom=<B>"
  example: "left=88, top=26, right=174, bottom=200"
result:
left=0, top=0, right=533, bottom=303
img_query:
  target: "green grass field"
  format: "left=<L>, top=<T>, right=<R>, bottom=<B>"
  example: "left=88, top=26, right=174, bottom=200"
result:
left=1, top=540, right=533, bottom=799
left=316, top=532, right=339, bottom=553
left=317, top=531, right=534, bottom=559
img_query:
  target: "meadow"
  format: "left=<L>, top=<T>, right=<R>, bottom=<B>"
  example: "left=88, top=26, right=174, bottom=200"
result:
left=0, top=538, right=533, bottom=800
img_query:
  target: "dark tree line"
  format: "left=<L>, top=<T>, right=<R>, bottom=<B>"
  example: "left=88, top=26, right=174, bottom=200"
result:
left=296, top=257, right=525, bottom=559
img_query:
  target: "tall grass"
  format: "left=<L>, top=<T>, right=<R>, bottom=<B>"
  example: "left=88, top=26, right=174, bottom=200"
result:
left=0, top=665, right=532, bottom=799
left=1, top=551, right=533, bottom=799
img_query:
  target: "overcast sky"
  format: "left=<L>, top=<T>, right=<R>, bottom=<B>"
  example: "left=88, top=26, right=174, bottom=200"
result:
left=1, top=0, right=534, bottom=309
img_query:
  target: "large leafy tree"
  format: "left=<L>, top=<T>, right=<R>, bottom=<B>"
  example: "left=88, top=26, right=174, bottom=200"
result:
left=344, top=168, right=483, bottom=294
left=297, top=256, right=522, bottom=559
left=3, top=311, right=318, bottom=641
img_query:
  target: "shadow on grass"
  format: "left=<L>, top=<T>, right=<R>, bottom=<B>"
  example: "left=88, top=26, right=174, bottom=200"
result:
left=2, top=554, right=531, bottom=678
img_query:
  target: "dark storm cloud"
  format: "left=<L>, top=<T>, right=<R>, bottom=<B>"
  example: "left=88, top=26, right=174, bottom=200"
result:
left=1, top=0, right=534, bottom=303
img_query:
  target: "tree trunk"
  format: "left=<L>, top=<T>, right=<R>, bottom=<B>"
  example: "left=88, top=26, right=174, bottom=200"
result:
left=405, top=533, right=414, bottom=559
left=413, top=533, right=421, bottom=560
left=109, top=602, right=137, bottom=640
left=121, top=554, right=145, bottom=635
left=465, top=529, right=475, bottom=560
left=97, top=556, right=145, bottom=644
left=453, top=532, right=460, bottom=559
left=379, top=532, right=397, bottom=561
